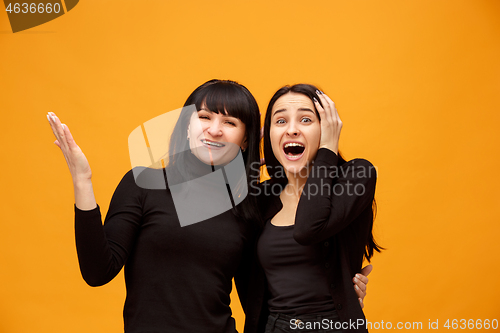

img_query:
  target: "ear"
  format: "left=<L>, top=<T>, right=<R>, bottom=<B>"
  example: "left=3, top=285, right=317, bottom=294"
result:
left=241, top=135, right=248, bottom=151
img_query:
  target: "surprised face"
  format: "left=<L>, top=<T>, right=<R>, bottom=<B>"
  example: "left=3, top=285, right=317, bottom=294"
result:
left=270, top=92, right=321, bottom=177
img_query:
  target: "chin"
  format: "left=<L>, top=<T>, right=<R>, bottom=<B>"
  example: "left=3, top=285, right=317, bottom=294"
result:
left=191, top=145, right=239, bottom=166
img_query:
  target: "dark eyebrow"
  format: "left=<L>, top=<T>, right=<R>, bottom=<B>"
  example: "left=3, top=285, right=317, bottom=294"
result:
left=272, top=108, right=287, bottom=116
left=272, top=108, right=315, bottom=116
left=199, top=107, right=238, bottom=120
left=298, top=108, right=315, bottom=113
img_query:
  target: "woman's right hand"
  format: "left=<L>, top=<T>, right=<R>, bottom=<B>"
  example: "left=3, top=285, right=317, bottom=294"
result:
left=47, top=112, right=92, bottom=184
left=313, top=91, right=342, bottom=155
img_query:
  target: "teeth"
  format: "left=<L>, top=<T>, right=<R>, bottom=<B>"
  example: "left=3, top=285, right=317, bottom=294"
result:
left=284, top=142, right=304, bottom=148
left=202, top=139, right=224, bottom=147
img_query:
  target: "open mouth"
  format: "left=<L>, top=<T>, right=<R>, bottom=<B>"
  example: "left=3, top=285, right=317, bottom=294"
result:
left=201, top=139, right=225, bottom=148
left=283, top=142, right=305, bottom=160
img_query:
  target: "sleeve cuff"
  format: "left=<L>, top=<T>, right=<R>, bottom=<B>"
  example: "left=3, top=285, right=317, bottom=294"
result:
left=74, top=204, right=101, bottom=216
left=314, top=148, right=339, bottom=167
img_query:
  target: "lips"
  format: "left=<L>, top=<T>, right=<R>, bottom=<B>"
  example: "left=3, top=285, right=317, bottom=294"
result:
left=283, top=141, right=305, bottom=160
left=201, top=139, right=226, bottom=149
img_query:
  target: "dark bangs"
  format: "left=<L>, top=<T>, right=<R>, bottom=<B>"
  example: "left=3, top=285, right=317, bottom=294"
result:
left=191, top=80, right=256, bottom=128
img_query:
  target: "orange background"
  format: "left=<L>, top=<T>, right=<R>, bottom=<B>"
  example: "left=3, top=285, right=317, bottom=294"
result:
left=1, top=0, right=499, bottom=332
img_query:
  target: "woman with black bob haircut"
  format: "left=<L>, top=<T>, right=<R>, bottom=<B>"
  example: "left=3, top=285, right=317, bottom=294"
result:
left=47, top=79, right=263, bottom=333
left=251, top=83, right=383, bottom=333
left=167, top=79, right=262, bottom=223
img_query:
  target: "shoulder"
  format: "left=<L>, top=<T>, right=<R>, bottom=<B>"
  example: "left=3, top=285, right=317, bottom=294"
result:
left=340, top=158, right=377, bottom=180
left=128, top=166, right=168, bottom=190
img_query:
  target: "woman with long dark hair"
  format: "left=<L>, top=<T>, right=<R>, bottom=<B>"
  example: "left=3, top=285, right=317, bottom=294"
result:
left=251, top=84, right=382, bottom=333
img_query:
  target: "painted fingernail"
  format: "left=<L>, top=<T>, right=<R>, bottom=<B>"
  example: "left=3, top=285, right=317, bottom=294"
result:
left=354, top=277, right=358, bottom=283
left=355, top=285, right=359, bottom=290
left=356, top=274, right=361, bottom=279
left=47, top=114, right=51, bottom=122
left=50, top=115, right=55, bottom=122
left=315, top=90, right=321, bottom=95
left=313, top=97, right=318, bottom=103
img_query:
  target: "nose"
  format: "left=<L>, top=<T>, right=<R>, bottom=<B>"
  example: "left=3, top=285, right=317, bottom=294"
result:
left=206, top=118, right=223, bottom=137
left=286, top=120, right=300, bottom=137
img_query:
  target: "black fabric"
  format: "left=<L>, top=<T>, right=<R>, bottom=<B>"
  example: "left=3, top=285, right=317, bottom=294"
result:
left=257, top=222, right=335, bottom=315
left=241, top=148, right=377, bottom=333
left=74, top=167, right=256, bottom=333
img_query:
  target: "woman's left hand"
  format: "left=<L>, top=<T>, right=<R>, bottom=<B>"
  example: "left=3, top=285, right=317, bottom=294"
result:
left=313, top=91, right=342, bottom=154
left=353, top=264, right=373, bottom=309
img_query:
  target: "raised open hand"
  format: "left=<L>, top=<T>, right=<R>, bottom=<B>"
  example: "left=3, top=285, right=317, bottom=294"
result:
left=47, top=112, right=92, bottom=184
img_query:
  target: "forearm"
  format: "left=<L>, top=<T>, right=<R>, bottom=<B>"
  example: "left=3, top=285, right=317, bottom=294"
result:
left=75, top=204, right=120, bottom=286
left=73, top=178, right=97, bottom=211
left=294, top=150, right=376, bottom=244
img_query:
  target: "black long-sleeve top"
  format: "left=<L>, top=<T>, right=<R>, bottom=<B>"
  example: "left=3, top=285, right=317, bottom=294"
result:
left=74, top=167, right=256, bottom=333
left=239, top=148, right=377, bottom=333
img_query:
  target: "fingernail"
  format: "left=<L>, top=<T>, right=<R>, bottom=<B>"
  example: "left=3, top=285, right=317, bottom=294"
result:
left=313, top=97, right=318, bottom=103
left=356, top=274, right=361, bottom=279
left=353, top=277, right=358, bottom=283
left=355, top=285, right=359, bottom=290
left=46, top=114, right=51, bottom=122
left=315, top=90, right=321, bottom=95
left=62, top=124, right=66, bottom=130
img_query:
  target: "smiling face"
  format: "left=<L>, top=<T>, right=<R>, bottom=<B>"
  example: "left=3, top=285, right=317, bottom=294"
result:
left=270, top=92, right=321, bottom=177
left=187, top=105, right=247, bottom=166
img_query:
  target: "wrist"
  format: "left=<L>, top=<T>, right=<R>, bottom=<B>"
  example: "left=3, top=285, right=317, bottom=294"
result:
left=73, top=177, right=92, bottom=188
left=318, top=144, right=338, bottom=154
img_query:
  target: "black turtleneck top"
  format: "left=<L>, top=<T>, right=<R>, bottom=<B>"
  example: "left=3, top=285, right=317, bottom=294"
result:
left=74, top=156, right=255, bottom=332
